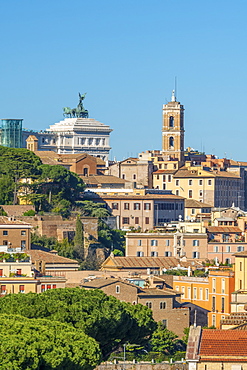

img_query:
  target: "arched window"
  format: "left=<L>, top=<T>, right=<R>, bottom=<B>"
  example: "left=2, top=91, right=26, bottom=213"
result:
left=169, top=137, right=174, bottom=148
left=169, top=116, right=174, bottom=127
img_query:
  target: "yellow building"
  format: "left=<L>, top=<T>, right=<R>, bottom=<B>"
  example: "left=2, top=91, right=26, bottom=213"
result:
left=174, top=268, right=235, bottom=328
left=153, top=164, right=243, bottom=208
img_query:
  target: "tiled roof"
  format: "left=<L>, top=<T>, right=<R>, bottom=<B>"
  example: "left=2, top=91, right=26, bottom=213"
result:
left=102, top=256, right=199, bottom=269
left=233, top=251, right=247, bottom=257
left=1, top=205, right=35, bottom=217
left=138, top=288, right=177, bottom=296
left=207, top=226, right=242, bottom=233
left=0, top=216, right=31, bottom=226
left=153, top=170, right=176, bottom=174
left=100, top=194, right=184, bottom=200
left=81, top=278, right=125, bottom=289
left=173, top=168, right=240, bottom=179
left=199, top=329, right=247, bottom=357
left=185, top=199, right=212, bottom=208
left=81, top=175, right=129, bottom=185
left=27, top=249, right=79, bottom=264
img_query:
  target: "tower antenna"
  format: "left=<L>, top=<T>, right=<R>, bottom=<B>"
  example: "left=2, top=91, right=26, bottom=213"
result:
left=175, top=76, right=177, bottom=100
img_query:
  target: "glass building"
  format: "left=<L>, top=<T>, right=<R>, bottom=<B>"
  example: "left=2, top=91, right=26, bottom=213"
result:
left=0, top=119, right=23, bottom=148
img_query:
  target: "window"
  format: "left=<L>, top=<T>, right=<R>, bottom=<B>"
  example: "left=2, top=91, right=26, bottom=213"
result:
left=136, top=251, right=144, bottom=257
left=221, top=297, right=225, bottom=313
left=146, top=302, right=152, bottom=309
left=151, top=251, right=158, bottom=257
left=135, top=217, right=139, bottom=224
left=212, top=278, right=216, bottom=293
left=208, top=179, right=212, bottom=185
left=160, top=302, right=166, bottom=309
left=116, top=285, right=120, bottom=294
left=151, top=240, right=158, bottom=246
left=166, top=240, right=170, bottom=246
left=222, top=279, right=225, bottom=294
left=0, top=270, right=2, bottom=277
left=188, top=287, right=191, bottom=299
left=16, top=269, right=22, bottom=276
left=193, top=240, right=199, bottom=246
left=176, top=180, right=179, bottom=186
left=21, top=230, right=26, bottom=236
left=144, top=203, right=151, bottom=210
left=176, top=190, right=179, bottom=196
left=238, top=246, right=244, bottom=252
left=3, top=231, right=8, bottom=236
left=189, top=190, right=192, bottom=198
left=52, top=285, right=56, bottom=289
left=193, top=251, right=200, bottom=258
left=3, top=241, right=8, bottom=245
left=145, top=217, right=149, bottom=224
left=134, top=203, right=141, bottom=210
left=226, top=245, right=231, bottom=253
left=169, top=137, right=174, bottom=148
left=240, top=262, right=242, bottom=271
left=47, top=285, right=51, bottom=290
left=169, top=116, right=174, bottom=127
left=212, top=296, right=216, bottom=312
left=163, top=184, right=166, bottom=190
left=205, top=289, right=209, bottom=300
left=21, top=240, right=26, bottom=248
left=189, top=180, right=193, bottom=186
left=199, top=179, right=203, bottom=185
left=193, top=287, right=197, bottom=299
left=165, top=251, right=172, bottom=256
left=199, top=190, right=203, bottom=197
left=200, top=288, right=203, bottom=300
left=214, top=246, right=219, bottom=253
left=168, top=175, right=171, bottom=182
left=83, top=167, right=88, bottom=176
left=122, top=174, right=125, bottom=179
left=212, top=314, right=216, bottom=327
left=41, top=285, right=45, bottom=293
left=19, top=285, right=25, bottom=293
left=112, top=203, right=119, bottom=210
left=138, top=240, right=142, bottom=246
left=1, top=285, right=6, bottom=294
left=162, top=319, right=167, bottom=327
left=124, top=203, right=129, bottom=210
left=122, top=217, right=129, bottom=224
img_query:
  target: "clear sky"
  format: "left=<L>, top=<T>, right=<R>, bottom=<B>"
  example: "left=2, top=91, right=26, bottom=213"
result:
left=1, top=0, right=247, bottom=161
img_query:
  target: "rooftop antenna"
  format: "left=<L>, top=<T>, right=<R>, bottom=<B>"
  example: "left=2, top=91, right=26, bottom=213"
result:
left=194, top=310, right=197, bottom=327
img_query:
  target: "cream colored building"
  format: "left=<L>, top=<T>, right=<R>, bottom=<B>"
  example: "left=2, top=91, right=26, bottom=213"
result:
left=153, top=164, right=244, bottom=208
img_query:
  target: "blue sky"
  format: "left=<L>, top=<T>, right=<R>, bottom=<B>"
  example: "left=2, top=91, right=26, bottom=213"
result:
left=1, top=0, right=247, bottom=160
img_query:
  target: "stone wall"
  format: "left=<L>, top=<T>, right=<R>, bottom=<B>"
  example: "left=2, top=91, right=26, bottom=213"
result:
left=96, top=363, right=188, bottom=370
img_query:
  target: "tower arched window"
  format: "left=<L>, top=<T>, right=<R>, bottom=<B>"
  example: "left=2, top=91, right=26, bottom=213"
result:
left=169, top=137, right=174, bottom=148
left=169, top=116, right=174, bottom=127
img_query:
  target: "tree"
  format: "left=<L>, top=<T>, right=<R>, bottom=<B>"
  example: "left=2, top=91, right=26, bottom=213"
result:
left=73, top=216, right=84, bottom=261
left=0, top=288, right=156, bottom=360
left=0, top=314, right=101, bottom=370
left=150, top=322, right=179, bottom=355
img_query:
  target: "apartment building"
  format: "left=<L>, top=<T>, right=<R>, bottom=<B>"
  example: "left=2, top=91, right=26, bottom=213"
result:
left=96, top=190, right=184, bottom=230
left=125, top=231, right=208, bottom=259
left=174, top=269, right=235, bottom=328
left=153, top=165, right=244, bottom=208
left=0, top=217, right=32, bottom=250
left=81, top=277, right=189, bottom=337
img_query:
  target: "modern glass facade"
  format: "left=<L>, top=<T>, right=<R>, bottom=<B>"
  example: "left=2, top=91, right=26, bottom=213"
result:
left=0, top=119, right=23, bottom=148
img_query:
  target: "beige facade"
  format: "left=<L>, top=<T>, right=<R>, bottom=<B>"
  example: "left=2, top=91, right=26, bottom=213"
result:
left=153, top=165, right=243, bottom=208
left=0, top=217, right=32, bottom=250
left=108, top=157, right=154, bottom=188
left=126, top=232, right=208, bottom=259
left=96, top=191, right=184, bottom=230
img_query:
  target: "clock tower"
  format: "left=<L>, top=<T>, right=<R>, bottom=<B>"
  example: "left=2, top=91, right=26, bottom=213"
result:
left=162, top=90, right=185, bottom=163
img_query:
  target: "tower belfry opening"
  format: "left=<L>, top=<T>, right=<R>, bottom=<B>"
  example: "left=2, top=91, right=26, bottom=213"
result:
left=162, top=90, right=185, bottom=164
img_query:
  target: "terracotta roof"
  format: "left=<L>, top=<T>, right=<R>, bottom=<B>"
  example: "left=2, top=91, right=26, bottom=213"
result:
left=102, top=256, right=199, bottom=269
left=81, top=278, right=127, bottom=289
left=81, top=175, right=129, bottom=185
left=138, top=288, right=177, bottom=296
left=199, top=329, right=247, bottom=357
left=185, top=199, right=212, bottom=208
left=100, top=194, right=184, bottom=200
left=233, top=251, right=247, bottom=257
left=27, top=249, right=79, bottom=264
left=0, top=216, right=31, bottom=226
left=207, top=226, right=242, bottom=233
left=153, top=170, right=176, bottom=174
left=95, top=157, right=106, bottom=165
left=1, top=205, right=35, bottom=217
left=173, top=168, right=240, bottom=179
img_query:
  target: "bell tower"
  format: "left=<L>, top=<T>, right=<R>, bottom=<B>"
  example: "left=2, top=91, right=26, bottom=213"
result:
left=162, top=90, right=185, bottom=163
